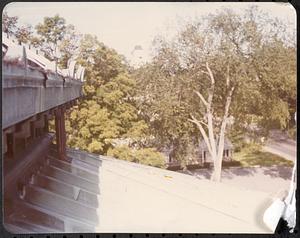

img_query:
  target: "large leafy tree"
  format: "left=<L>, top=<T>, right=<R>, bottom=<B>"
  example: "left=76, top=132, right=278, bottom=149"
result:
left=3, top=13, right=164, bottom=167
left=58, top=24, right=81, bottom=68
left=33, top=15, right=81, bottom=69
left=35, top=15, right=69, bottom=70
left=133, top=61, right=198, bottom=166
left=66, top=34, right=165, bottom=167
left=134, top=7, right=296, bottom=181
left=2, top=11, right=33, bottom=45
left=2, top=11, right=18, bottom=36
left=15, top=25, right=33, bottom=44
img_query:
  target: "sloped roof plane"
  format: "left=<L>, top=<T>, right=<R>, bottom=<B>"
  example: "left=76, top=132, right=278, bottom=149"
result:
left=5, top=146, right=273, bottom=233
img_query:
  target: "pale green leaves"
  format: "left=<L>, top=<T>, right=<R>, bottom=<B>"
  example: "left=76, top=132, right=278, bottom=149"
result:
left=107, top=146, right=166, bottom=168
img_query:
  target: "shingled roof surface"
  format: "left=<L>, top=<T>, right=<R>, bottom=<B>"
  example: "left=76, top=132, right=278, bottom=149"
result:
left=4, top=147, right=273, bottom=234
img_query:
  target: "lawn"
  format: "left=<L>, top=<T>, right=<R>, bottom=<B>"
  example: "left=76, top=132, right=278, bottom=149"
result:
left=233, top=144, right=294, bottom=167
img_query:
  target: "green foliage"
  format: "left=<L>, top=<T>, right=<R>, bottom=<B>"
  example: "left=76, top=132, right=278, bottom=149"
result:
left=233, top=143, right=294, bottom=167
left=2, top=12, right=34, bottom=45
left=107, top=146, right=166, bottom=168
left=36, top=14, right=66, bottom=44
left=133, top=63, right=199, bottom=159
left=15, top=25, right=33, bottom=44
left=250, top=39, right=296, bottom=130
left=228, top=130, right=248, bottom=152
left=124, top=120, right=149, bottom=145
left=135, top=148, right=166, bottom=168
left=58, top=24, right=81, bottom=68
left=66, top=34, right=147, bottom=156
left=242, top=142, right=262, bottom=154
left=66, top=100, right=120, bottom=153
left=133, top=7, right=295, bottom=169
left=87, top=140, right=103, bottom=154
left=35, top=15, right=68, bottom=63
left=13, top=8, right=294, bottom=171
left=107, top=145, right=133, bottom=161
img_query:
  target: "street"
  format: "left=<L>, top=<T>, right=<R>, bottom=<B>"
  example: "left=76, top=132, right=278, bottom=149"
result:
left=263, top=129, right=296, bottom=162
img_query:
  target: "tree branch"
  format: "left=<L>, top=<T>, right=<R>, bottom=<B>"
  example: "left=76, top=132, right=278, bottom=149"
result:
left=217, top=86, right=235, bottom=157
left=189, top=115, right=208, bottom=127
left=226, top=64, right=230, bottom=88
left=193, top=90, right=208, bottom=106
left=205, top=62, right=215, bottom=107
left=198, top=119, right=208, bottom=127
left=205, top=62, right=215, bottom=85
left=189, top=115, right=213, bottom=157
left=200, top=70, right=210, bottom=76
left=202, top=62, right=217, bottom=158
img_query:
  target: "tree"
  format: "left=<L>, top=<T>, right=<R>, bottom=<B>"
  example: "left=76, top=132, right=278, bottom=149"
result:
left=34, top=15, right=81, bottom=70
left=2, top=11, right=18, bottom=37
left=2, top=11, right=34, bottom=45
left=133, top=61, right=199, bottom=168
left=66, top=34, right=159, bottom=168
left=58, top=24, right=81, bottom=68
left=185, top=9, right=295, bottom=182
left=15, top=25, right=33, bottom=44
left=135, top=7, right=296, bottom=182
left=35, top=15, right=67, bottom=70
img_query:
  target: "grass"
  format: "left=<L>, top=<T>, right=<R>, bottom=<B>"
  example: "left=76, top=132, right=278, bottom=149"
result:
left=233, top=144, right=294, bottom=167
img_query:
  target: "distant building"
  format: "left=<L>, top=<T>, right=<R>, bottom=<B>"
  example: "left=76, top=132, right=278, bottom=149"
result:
left=199, top=138, right=234, bottom=163
left=165, top=138, right=234, bottom=170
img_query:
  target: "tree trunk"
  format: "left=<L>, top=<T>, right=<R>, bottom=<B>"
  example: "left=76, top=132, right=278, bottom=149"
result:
left=211, top=138, right=225, bottom=182
left=210, top=86, right=234, bottom=182
left=211, top=160, right=221, bottom=182
left=189, top=63, right=234, bottom=183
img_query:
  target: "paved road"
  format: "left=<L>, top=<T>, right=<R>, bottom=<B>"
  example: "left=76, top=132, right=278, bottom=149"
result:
left=263, top=139, right=296, bottom=162
left=263, top=129, right=296, bottom=162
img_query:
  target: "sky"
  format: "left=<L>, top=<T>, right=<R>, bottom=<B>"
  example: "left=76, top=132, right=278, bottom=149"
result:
left=4, top=2, right=296, bottom=64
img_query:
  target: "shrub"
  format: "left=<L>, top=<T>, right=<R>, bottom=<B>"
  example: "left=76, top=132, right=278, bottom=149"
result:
left=243, top=142, right=262, bottom=154
left=222, top=160, right=241, bottom=167
left=107, top=145, right=166, bottom=168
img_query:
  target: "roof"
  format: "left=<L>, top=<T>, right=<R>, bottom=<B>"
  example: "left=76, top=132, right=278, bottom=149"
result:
left=4, top=145, right=273, bottom=233
left=199, top=138, right=234, bottom=151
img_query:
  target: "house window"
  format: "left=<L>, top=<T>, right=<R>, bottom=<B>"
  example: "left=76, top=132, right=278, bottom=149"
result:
left=223, top=149, right=229, bottom=157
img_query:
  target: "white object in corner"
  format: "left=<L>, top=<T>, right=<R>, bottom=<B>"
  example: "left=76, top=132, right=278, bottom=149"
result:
left=263, top=198, right=286, bottom=232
